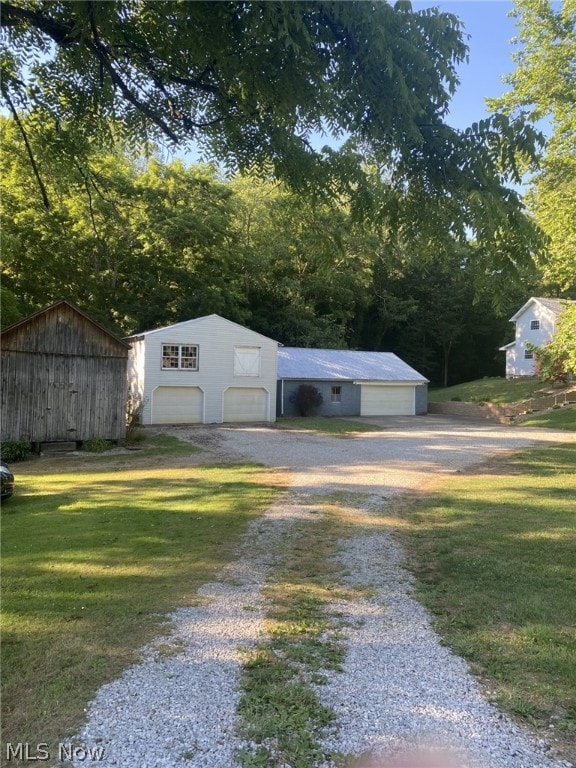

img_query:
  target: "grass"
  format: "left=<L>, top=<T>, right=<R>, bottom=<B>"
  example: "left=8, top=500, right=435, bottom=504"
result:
left=81, top=432, right=201, bottom=461
left=520, top=405, right=576, bottom=430
left=428, top=377, right=548, bottom=404
left=1, top=439, right=279, bottom=758
left=237, top=498, right=370, bottom=768
left=275, top=417, right=381, bottom=435
left=396, top=443, right=576, bottom=760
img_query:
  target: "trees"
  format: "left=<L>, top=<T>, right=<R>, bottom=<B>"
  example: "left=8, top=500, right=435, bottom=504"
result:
left=489, top=0, right=576, bottom=292
left=1, top=0, right=543, bottom=266
left=229, top=175, right=375, bottom=346
left=533, top=304, right=576, bottom=381
left=0, top=2, right=468, bottom=185
left=0, top=117, right=245, bottom=332
left=2, top=114, right=533, bottom=384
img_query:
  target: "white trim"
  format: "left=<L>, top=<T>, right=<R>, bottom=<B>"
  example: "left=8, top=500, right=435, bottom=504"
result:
left=353, top=380, right=421, bottom=386
left=161, top=342, right=199, bottom=371
left=126, top=314, right=279, bottom=344
left=359, top=382, right=416, bottom=416
left=233, top=345, right=262, bottom=377
left=150, top=384, right=206, bottom=424
left=221, top=385, right=271, bottom=423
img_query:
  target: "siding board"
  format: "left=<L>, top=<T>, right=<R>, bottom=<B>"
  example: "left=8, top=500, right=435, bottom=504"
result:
left=1, top=301, right=129, bottom=442
left=128, top=315, right=278, bottom=424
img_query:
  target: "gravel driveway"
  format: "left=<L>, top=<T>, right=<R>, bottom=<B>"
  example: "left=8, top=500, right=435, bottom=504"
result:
left=72, top=416, right=575, bottom=768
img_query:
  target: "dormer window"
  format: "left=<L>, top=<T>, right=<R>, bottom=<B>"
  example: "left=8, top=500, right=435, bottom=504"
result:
left=530, top=320, right=540, bottom=330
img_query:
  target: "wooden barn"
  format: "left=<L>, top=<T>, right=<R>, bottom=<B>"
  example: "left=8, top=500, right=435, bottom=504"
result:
left=1, top=301, right=129, bottom=444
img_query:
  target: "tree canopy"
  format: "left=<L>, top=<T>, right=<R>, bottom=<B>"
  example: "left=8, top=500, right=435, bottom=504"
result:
left=1, top=0, right=543, bottom=250
left=1, top=120, right=535, bottom=385
left=489, top=0, right=576, bottom=293
left=532, top=303, right=576, bottom=381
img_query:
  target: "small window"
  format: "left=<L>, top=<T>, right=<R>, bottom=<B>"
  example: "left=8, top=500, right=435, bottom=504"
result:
left=331, top=385, right=342, bottom=403
left=180, top=345, right=198, bottom=369
left=530, top=320, right=540, bottom=330
left=524, top=350, right=534, bottom=360
left=162, top=344, right=198, bottom=370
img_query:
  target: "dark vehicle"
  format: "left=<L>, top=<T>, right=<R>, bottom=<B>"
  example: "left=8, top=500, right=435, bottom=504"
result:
left=1, top=462, right=14, bottom=500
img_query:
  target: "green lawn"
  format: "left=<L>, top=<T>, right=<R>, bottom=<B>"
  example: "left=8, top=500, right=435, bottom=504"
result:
left=397, top=443, right=576, bottom=759
left=520, top=405, right=576, bottom=430
left=275, top=417, right=381, bottom=435
left=428, top=377, right=548, bottom=404
left=1, top=443, right=279, bottom=754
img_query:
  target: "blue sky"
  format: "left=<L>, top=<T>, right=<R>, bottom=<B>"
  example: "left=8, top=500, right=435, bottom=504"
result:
left=415, top=1, right=519, bottom=130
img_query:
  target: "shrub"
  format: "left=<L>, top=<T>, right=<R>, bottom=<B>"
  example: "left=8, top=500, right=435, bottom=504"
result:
left=289, top=384, right=324, bottom=417
left=0, top=440, right=31, bottom=462
left=82, top=438, right=113, bottom=453
left=125, top=429, right=146, bottom=445
left=126, top=391, right=145, bottom=433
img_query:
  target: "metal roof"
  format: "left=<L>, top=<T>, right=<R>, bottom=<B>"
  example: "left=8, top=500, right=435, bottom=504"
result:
left=278, top=347, right=428, bottom=382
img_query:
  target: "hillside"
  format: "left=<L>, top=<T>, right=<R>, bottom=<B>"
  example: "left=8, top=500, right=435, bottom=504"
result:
left=428, top=378, right=551, bottom=404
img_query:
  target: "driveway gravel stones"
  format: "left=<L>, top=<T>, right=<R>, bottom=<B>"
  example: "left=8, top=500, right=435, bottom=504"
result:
left=69, top=416, right=575, bottom=767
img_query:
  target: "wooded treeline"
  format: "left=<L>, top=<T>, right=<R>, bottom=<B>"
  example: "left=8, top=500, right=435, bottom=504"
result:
left=0, top=117, right=567, bottom=387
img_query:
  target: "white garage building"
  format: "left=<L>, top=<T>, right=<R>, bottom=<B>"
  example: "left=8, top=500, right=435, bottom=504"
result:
left=127, top=315, right=278, bottom=424
left=277, top=348, right=428, bottom=417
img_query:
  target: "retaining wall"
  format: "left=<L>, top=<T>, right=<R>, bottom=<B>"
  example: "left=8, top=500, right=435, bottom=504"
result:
left=428, top=388, right=576, bottom=424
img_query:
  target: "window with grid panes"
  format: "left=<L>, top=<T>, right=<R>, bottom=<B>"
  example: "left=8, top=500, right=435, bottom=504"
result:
left=162, top=344, right=198, bottom=370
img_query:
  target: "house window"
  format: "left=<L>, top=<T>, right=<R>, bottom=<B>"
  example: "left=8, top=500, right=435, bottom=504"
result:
left=162, top=344, right=198, bottom=370
left=524, top=350, right=534, bottom=360
left=331, top=385, right=342, bottom=403
left=530, top=320, right=540, bottom=330
left=234, top=346, right=261, bottom=376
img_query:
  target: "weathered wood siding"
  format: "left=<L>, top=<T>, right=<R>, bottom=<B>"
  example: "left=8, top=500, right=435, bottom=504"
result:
left=1, top=302, right=129, bottom=442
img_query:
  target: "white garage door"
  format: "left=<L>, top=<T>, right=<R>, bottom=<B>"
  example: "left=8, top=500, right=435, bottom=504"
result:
left=152, top=386, right=203, bottom=424
left=360, top=385, right=415, bottom=416
left=223, top=387, right=267, bottom=422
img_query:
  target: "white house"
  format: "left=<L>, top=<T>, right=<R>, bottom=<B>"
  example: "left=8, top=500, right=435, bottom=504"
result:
left=500, top=297, right=574, bottom=378
left=126, top=315, right=278, bottom=424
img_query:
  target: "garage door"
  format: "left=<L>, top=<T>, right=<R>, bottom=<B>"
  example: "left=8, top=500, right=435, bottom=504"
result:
left=223, top=387, right=267, bottom=422
left=360, top=385, right=415, bottom=416
left=151, top=386, right=203, bottom=424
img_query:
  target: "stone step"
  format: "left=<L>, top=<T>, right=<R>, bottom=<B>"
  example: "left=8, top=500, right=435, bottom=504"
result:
left=41, top=441, right=78, bottom=454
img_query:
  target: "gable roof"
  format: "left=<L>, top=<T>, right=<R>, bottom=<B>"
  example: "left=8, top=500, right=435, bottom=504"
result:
left=0, top=299, right=129, bottom=350
left=278, top=347, right=428, bottom=382
left=510, top=297, right=575, bottom=322
left=125, top=314, right=279, bottom=344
